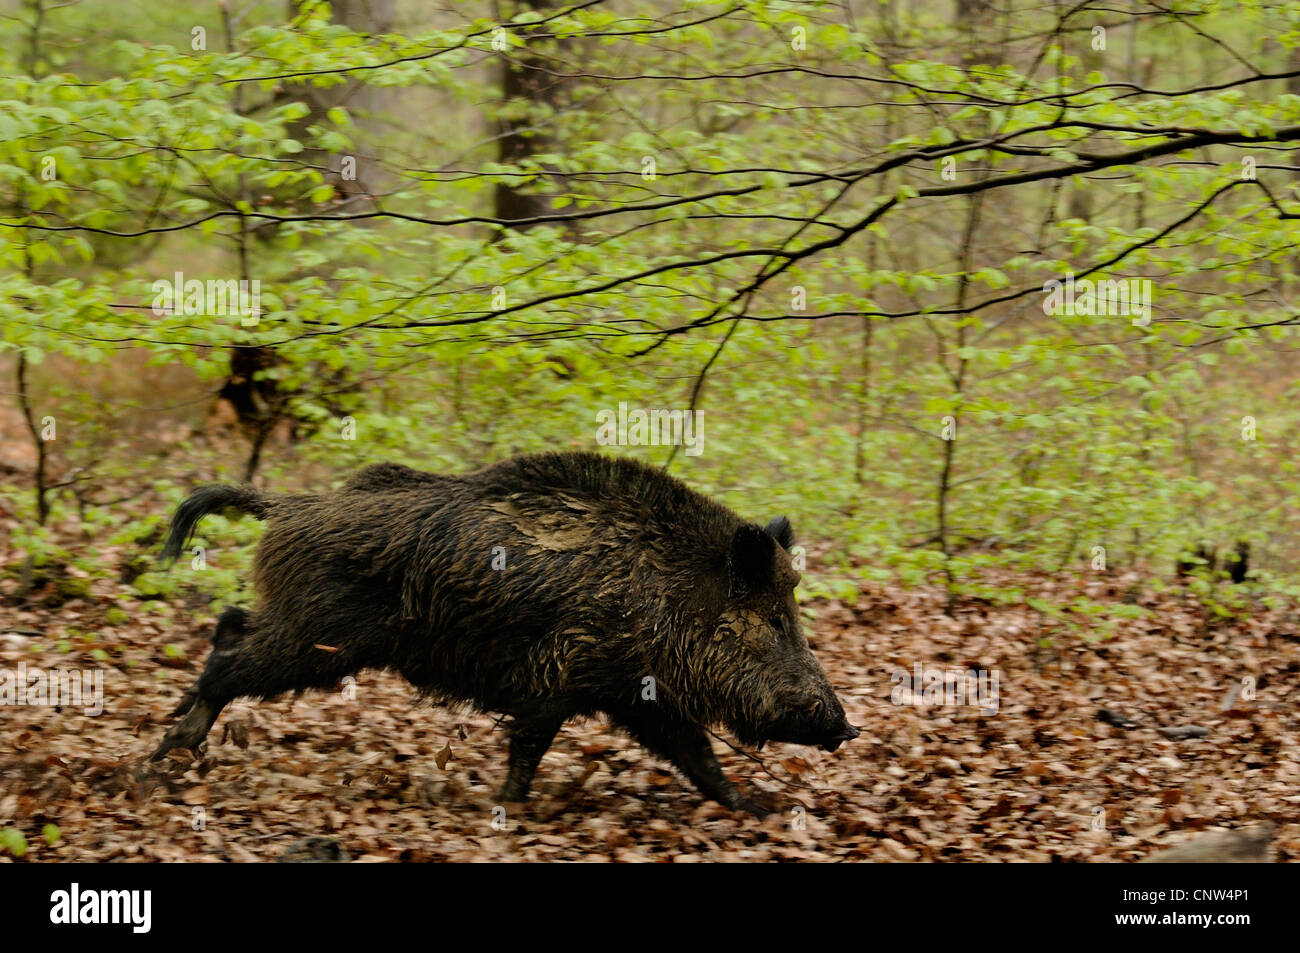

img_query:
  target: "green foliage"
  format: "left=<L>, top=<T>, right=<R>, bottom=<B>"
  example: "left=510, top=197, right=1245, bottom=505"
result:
left=0, top=828, right=28, bottom=858
left=1, top=0, right=1298, bottom=617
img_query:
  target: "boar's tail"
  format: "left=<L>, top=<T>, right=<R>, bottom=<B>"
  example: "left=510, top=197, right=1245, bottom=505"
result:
left=161, top=484, right=270, bottom=564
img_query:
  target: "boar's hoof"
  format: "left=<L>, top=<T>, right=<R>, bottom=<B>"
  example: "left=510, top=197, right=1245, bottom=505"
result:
left=150, top=736, right=204, bottom=762
left=151, top=697, right=223, bottom=761
left=150, top=742, right=203, bottom=762
left=496, top=783, right=531, bottom=804
left=150, top=719, right=208, bottom=761
left=727, top=796, right=770, bottom=818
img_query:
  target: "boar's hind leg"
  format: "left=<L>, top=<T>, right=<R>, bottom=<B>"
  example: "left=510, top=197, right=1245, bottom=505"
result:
left=150, top=696, right=225, bottom=761
left=619, top=716, right=767, bottom=817
left=151, top=607, right=254, bottom=761
left=498, top=717, right=564, bottom=802
left=166, top=607, right=249, bottom=718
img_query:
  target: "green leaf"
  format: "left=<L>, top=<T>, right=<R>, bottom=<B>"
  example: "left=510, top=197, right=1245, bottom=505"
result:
left=0, top=828, right=28, bottom=858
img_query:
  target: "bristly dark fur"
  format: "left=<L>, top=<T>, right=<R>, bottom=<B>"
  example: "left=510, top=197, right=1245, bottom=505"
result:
left=151, top=451, right=857, bottom=815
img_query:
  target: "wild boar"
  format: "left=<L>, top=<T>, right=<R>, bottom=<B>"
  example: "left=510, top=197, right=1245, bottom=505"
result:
left=152, top=452, right=858, bottom=814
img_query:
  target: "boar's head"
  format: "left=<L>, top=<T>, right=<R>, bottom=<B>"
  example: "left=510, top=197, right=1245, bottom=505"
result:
left=691, top=515, right=859, bottom=753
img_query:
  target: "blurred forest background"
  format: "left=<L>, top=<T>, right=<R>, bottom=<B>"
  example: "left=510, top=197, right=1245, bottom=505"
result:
left=1, top=0, right=1299, bottom=861
left=4, top=0, right=1300, bottom=615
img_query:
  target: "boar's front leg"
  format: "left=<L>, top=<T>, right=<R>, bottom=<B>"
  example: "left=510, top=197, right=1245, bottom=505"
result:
left=618, top=715, right=768, bottom=817
left=498, top=716, right=564, bottom=802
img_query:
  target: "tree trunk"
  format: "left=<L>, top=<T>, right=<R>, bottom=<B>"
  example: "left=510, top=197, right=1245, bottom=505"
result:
left=494, top=0, right=567, bottom=226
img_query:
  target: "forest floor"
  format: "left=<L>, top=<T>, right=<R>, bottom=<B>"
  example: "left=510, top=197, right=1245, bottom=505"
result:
left=1, top=551, right=1297, bottom=862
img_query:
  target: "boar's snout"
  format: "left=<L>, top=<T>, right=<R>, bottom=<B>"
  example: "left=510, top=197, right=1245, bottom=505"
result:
left=814, top=691, right=858, bottom=751
left=820, top=722, right=860, bottom=752
left=767, top=689, right=858, bottom=751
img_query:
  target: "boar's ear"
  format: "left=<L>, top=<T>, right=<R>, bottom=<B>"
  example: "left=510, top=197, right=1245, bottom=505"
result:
left=730, top=523, right=776, bottom=590
left=764, top=515, right=795, bottom=551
